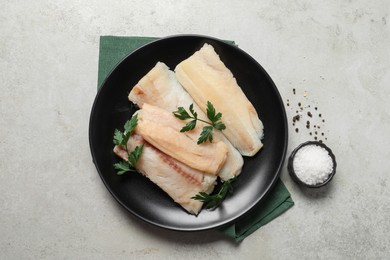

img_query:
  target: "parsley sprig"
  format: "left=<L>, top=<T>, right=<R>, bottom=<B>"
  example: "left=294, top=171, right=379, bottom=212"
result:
left=113, top=114, right=143, bottom=175
left=173, top=101, right=226, bottom=144
left=192, top=177, right=237, bottom=209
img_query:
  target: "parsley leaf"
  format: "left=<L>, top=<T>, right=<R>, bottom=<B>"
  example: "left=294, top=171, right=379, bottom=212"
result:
left=113, top=114, right=138, bottom=146
left=180, top=120, right=197, bottom=132
left=113, top=161, right=133, bottom=175
left=173, top=101, right=226, bottom=144
left=113, top=114, right=143, bottom=175
left=188, top=103, right=197, bottom=119
left=128, top=145, right=143, bottom=166
left=124, top=114, right=138, bottom=135
left=197, top=125, right=213, bottom=144
left=206, top=101, right=216, bottom=122
left=192, top=177, right=237, bottom=209
left=113, top=129, right=125, bottom=146
left=113, top=145, right=143, bottom=175
left=173, top=107, right=192, bottom=120
left=213, top=121, right=226, bottom=131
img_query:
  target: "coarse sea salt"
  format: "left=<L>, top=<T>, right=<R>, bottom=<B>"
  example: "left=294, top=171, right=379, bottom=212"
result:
left=293, top=144, right=333, bottom=185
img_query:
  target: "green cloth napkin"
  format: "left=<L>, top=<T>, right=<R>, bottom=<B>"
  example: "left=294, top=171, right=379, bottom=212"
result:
left=97, top=35, right=294, bottom=242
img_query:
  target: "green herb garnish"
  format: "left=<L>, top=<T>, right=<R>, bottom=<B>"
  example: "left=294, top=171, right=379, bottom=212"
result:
left=192, top=177, right=237, bottom=209
left=173, top=101, right=226, bottom=144
left=113, top=114, right=143, bottom=175
left=113, top=114, right=138, bottom=146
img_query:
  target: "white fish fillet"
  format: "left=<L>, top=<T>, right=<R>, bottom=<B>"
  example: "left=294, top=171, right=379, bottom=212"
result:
left=175, top=44, right=264, bottom=156
left=129, top=62, right=243, bottom=180
left=135, top=103, right=228, bottom=175
left=113, top=134, right=216, bottom=215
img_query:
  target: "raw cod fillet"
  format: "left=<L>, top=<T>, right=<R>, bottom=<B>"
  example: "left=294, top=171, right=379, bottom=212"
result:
left=129, top=62, right=243, bottom=180
left=113, top=134, right=217, bottom=215
left=135, top=103, right=228, bottom=176
left=175, top=44, right=264, bottom=156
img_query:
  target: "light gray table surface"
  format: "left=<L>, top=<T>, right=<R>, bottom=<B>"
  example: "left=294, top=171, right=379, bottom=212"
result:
left=1, top=1, right=389, bottom=259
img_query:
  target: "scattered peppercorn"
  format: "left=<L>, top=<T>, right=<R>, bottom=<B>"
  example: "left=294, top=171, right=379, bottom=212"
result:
left=286, top=88, right=329, bottom=142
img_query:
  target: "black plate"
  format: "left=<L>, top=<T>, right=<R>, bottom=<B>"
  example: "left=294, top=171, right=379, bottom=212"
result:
left=89, top=35, right=288, bottom=231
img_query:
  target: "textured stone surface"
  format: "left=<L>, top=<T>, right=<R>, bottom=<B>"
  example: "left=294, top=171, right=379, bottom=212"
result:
left=1, top=0, right=389, bottom=259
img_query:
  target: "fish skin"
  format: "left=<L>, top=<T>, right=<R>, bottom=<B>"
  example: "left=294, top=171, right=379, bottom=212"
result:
left=175, top=44, right=264, bottom=156
left=113, top=134, right=217, bottom=215
left=128, top=62, right=243, bottom=180
left=135, top=103, right=228, bottom=176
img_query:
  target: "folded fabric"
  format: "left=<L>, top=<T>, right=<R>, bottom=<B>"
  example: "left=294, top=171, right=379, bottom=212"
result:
left=97, top=35, right=294, bottom=242
left=219, top=179, right=294, bottom=241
